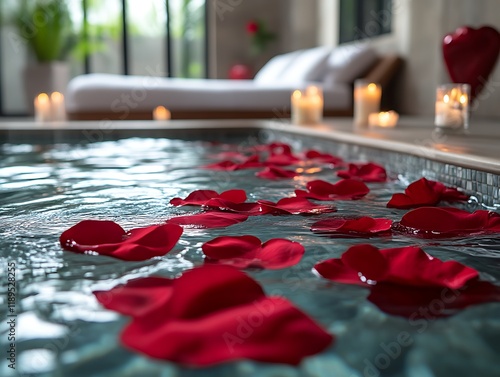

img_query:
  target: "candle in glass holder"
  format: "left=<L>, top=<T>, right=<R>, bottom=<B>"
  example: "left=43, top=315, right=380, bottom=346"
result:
left=369, top=111, right=399, bottom=128
left=354, top=81, right=382, bottom=128
left=153, top=106, right=171, bottom=121
left=435, top=84, right=470, bottom=130
left=34, top=93, right=51, bottom=123
left=291, top=85, right=324, bottom=125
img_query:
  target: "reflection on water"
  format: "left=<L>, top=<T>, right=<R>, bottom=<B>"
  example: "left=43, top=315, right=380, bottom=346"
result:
left=0, top=138, right=499, bottom=377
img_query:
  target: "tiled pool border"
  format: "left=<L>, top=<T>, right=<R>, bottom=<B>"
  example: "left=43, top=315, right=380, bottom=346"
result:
left=1, top=119, right=499, bottom=208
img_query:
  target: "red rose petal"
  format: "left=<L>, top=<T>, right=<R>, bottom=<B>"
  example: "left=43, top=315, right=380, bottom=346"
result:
left=305, top=150, right=344, bottom=166
left=96, top=265, right=333, bottom=366
left=202, top=236, right=305, bottom=269
left=337, top=162, right=387, bottom=182
left=394, top=207, right=500, bottom=237
left=59, top=221, right=183, bottom=261
left=203, top=160, right=239, bottom=171
left=94, top=277, right=174, bottom=318
left=167, top=212, right=249, bottom=229
left=367, top=280, right=500, bottom=318
left=260, top=197, right=337, bottom=215
left=170, top=189, right=247, bottom=207
left=296, top=179, right=370, bottom=201
left=315, top=244, right=479, bottom=289
left=203, top=198, right=264, bottom=216
left=256, top=166, right=298, bottom=180
left=387, top=178, right=468, bottom=209
left=311, top=217, right=392, bottom=236
left=341, top=244, right=389, bottom=282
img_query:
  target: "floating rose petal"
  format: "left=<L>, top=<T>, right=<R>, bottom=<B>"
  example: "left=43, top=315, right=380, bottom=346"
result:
left=202, top=235, right=305, bottom=269
left=203, top=198, right=263, bottom=216
left=393, top=207, right=500, bottom=237
left=95, top=265, right=333, bottom=366
left=304, top=150, right=344, bottom=166
left=311, top=217, right=392, bottom=236
left=167, top=212, right=248, bottom=229
left=260, top=197, right=337, bottom=216
left=367, top=280, right=500, bottom=318
left=337, top=162, right=387, bottom=182
left=170, top=189, right=247, bottom=207
left=295, top=179, right=370, bottom=201
left=315, top=244, right=478, bottom=289
left=265, top=143, right=301, bottom=166
left=203, top=155, right=263, bottom=171
left=256, top=166, right=298, bottom=180
left=59, top=220, right=183, bottom=261
left=387, top=178, right=469, bottom=209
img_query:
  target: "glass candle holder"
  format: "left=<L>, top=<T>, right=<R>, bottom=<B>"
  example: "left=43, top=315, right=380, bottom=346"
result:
left=354, top=80, right=382, bottom=128
left=435, top=84, right=470, bottom=131
left=291, top=85, right=324, bottom=125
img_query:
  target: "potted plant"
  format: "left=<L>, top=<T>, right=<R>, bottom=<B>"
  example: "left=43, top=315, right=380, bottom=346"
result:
left=11, top=0, right=85, bottom=112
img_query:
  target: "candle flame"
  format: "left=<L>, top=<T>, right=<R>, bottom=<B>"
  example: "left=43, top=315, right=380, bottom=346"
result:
left=292, top=90, right=302, bottom=99
left=37, top=93, right=50, bottom=103
left=368, top=83, right=378, bottom=92
left=153, top=106, right=171, bottom=120
left=50, top=91, right=63, bottom=102
left=460, top=94, right=468, bottom=105
left=443, top=94, right=450, bottom=104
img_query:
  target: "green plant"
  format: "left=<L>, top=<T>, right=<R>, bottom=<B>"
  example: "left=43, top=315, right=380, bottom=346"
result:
left=13, top=0, right=106, bottom=63
left=15, top=0, right=74, bottom=62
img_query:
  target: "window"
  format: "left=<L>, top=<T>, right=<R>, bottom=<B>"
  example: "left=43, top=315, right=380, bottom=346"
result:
left=339, top=0, right=392, bottom=44
left=0, top=0, right=208, bottom=116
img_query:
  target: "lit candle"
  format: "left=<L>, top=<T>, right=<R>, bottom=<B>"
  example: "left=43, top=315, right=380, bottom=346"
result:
left=435, top=84, right=470, bottom=130
left=291, top=85, right=324, bottom=125
left=369, top=111, right=399, bottom=128
left=354, top=81, right=382, bottom=128
left=153, top=106, right=171, bottom=121
left=50, top=92, right=66, bottom=122
left=34, top=93, right=51, bottom=123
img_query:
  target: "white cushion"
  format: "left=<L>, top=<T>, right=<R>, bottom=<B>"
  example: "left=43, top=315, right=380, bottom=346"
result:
left=278, top=47, right=332, bottom=83
left=255, top=47, right=331, bottom=84
left=323, top=44, right=379, bottom=86
left=254, top=51, right=301, bottom=83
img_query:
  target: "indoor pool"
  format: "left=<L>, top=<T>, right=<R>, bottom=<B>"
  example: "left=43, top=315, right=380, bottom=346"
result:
left=1, top=130, right=500, bottom=377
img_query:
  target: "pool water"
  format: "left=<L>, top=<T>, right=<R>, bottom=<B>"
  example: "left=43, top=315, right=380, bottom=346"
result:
left=1, top=137, right=500, bottom=377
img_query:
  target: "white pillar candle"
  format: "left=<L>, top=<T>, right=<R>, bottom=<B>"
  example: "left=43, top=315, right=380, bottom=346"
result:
left=50, top=92, right=66, bottom=122
left=354, top=81, right=382, bottom=129
left=153, top=106, right=171, bottom=121
left=435, top=84, right=470, bottom=130
left=34, top=93, right=51, bottom=123
left=369, top=111, right=399, bottom=128
left=291, top=85, right=324, bottom=125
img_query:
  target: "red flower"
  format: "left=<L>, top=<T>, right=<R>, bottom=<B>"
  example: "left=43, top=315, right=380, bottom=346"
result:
left=59, top=220, right=183, bottom=261
left=202, top=235, right=305, bottom=269
left=311, top=217, right=392, bottom=236
left=265, top=144, right=301, bottom=166
left=259, top=197, right=337, bottom=215
left=337, top=162, right=387, bottom=182
left=295, top=179, right=370, bottom=201
left=167, top=212, right=248, bottom=229
left=170, top=189, right=247, bottom=207
left=314, top=244, right=478, bottom=289
left=246, top=20, right=259, bottom=34
left=94, top=265, right=333, bottom=366
left=256, top=166, right=298, bottom=180
left=394, top=207, right=500, bottom=237
left=387, top=178, right=469, bottom=209
left=304, top=150, right=344, bottom=166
